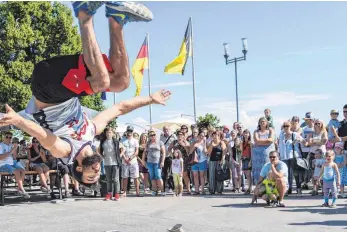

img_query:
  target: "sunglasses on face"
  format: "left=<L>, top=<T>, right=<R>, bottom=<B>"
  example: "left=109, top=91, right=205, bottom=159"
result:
left=283, top=125, right=290, bottom=128
left=344, top=111, right=347, bottom=114
left=32, top=141, right=39, bottom=144
left=149, top=134, right=156, bottom=137
left=269, top=156, right=276, bottom=159
left=331, top=113, right=339, bottom=115
left=315, top=123, right=321, bottom=126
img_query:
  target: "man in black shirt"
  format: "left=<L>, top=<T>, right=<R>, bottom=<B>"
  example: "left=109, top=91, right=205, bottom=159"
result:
left=338, top=104, right=347, bottom=150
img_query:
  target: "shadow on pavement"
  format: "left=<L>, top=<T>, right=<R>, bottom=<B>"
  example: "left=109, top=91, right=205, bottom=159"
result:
left=289, top=220, right=347, bottom=229
left=279, top=204, right=347, bottom=215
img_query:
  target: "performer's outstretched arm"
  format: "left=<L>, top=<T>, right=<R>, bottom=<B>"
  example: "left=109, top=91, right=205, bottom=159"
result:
left=0, top=105, right=71, bottom=158
left=93, top=89, right=171, bottom=135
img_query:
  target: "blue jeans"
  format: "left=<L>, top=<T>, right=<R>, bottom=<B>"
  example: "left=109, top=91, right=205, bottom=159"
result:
left=0, top=162, right=25, bottom=174
left=192, top=160, right=208, bottom=172
left=147, top=162, right=162, bottom=180
left=101, top=161, right=105, bottom=175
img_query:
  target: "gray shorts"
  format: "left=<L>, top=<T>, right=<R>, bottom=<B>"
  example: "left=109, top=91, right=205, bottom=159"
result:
left=121, top=163, right=139, bottom=179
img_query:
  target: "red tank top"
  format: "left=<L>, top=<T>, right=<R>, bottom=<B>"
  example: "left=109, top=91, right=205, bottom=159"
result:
left=242, top=142, right=251, bottom=158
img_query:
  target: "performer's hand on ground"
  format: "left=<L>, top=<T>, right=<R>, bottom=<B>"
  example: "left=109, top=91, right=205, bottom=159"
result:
left=150, top=89, right=171, bottom=106
left=0, top=104, right=22, bottom=127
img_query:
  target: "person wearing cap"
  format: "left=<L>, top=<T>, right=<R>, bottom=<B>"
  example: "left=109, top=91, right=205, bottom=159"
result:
left=121, top=125, right=141, bottom=197
left=301, top=112, right=315, bottom=189
left=327, top=110, right=340, bottom=149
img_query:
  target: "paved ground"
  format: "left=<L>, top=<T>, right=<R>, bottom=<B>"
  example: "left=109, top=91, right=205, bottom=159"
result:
left=1, top=188, right=347, bottom=232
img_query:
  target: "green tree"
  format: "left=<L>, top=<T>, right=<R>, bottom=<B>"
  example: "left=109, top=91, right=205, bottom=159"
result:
left=0, top=2, right=104, bottom=112
left=197, top=113, right=220, bottom=129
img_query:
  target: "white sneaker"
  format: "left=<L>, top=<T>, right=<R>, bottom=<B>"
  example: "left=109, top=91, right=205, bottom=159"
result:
left=41, top=186, right=50, bottom=193
left=167, top=189, right=173, bottom=194
left=18, top=191, right=30, bottom=199
left=161, top=192, right=166, bottom=196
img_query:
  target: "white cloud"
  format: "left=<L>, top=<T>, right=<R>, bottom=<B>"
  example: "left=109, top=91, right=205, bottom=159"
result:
left=143, top=81, right=199, bottom=89
left=199, top=91, right=331, bottom=132
left=159, top=110, right=182, bottom=119
left=284, top=46, right=339, bottom=56
left=132, top=117, right=148, bottom=125
left=242, top=92, right=330, bottom=112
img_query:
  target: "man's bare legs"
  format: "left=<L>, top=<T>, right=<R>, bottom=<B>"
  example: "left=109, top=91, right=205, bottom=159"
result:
left=78, top=11, right=110, bottom=93
left=107, top=18, right=130, bottom=93
left=122, top=178, right=128, bottom=197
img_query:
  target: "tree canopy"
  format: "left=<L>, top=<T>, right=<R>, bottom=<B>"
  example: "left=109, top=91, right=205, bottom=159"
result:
left=0, top=1, right=104, bottom=112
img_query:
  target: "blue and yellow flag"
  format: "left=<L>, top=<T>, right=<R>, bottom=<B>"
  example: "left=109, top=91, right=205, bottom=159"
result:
left=164, top=18, right=192, bottom=75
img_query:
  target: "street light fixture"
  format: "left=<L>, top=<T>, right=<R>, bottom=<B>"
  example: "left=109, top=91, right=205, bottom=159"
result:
left=223, top=38, right=248, bottom=122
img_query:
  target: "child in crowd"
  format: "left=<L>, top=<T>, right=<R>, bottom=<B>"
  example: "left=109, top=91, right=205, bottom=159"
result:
left=312, top=149, right=325, bottom=196
left=333, top=142, right=347, bottom=197
left=318, top=150, right=340, bottom=208
left=327, top=110, right=340, bottom=149
left=264, top=109, right=274, bottom=129
left=231, top=137, right=242, bottom=192
left=172, top=148, right=184, bottom=196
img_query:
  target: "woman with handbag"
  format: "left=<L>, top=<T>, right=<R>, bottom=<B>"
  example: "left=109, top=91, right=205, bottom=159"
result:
left=189, top=131, right=208, bottom=195
left=207, top=131, right=227, bottom=194
left=278, top=121, right=307, bottom=195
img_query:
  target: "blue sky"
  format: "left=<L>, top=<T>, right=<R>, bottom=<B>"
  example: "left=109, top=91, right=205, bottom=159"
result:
left=67, top=1, right=347, bottom=132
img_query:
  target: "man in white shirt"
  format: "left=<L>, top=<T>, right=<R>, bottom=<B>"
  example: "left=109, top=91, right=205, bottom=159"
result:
left=0, top=132, right=29, bottom=199
left=121, top=125, right=140, bottom=197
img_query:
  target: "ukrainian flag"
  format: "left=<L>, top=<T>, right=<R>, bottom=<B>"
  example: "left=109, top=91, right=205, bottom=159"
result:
left=131, top=36, right=149, bottom=96
left=164, top=18, right=192, bottom=75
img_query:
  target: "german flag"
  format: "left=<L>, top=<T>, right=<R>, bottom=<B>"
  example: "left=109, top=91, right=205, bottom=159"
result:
left=131, top=36, right=149, bottom=96
left=164, top=18, right=192, bottom=75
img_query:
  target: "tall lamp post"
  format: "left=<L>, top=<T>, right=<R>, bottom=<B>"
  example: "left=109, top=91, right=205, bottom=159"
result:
left=223, top=38, right=248, bottom=122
